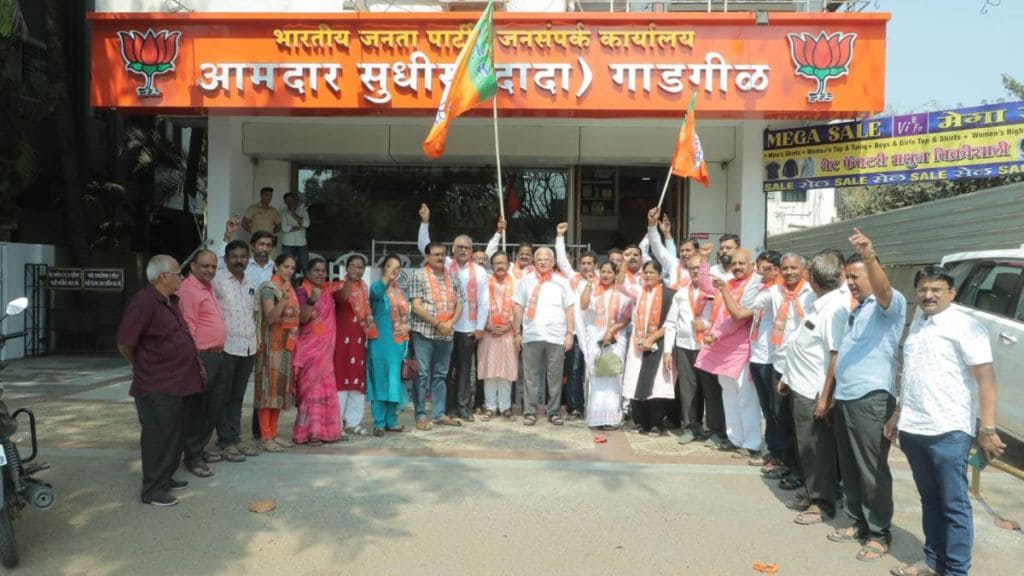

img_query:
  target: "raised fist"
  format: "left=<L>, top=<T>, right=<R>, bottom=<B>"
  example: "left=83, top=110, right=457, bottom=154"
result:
left=556, top=222, right=569, bottom=236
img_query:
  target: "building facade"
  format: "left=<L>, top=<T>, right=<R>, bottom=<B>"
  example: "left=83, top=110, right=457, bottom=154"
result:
left=89, top=1, right=887, bottom=258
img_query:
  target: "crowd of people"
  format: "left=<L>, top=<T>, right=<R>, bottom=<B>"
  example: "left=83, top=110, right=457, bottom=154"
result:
left=115, top=190, right=1007, bottom=576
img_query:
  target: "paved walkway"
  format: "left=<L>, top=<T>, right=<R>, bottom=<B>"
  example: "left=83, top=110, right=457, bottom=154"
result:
left=2, top=355, right=1021, bottom=575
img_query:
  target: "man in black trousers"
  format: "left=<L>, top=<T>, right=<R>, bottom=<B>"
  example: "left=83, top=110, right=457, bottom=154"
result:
left=117, top=255, right=204, bottom=507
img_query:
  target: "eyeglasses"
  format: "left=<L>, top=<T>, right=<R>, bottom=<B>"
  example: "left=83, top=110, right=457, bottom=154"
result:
left=454, top=245, right=472, bottom=251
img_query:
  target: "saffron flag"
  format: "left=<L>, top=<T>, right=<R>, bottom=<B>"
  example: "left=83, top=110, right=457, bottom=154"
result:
left=505, top=174, right=521, bottom=217
left=670, top=93, right=710, bottom=187
left=422, top=1, right=498, bottom=158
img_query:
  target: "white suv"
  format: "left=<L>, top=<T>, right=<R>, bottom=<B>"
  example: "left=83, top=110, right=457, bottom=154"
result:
left=942, top=247, right=1024, bottom=444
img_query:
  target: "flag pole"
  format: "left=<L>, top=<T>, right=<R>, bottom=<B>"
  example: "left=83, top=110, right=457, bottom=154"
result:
left=493, top=98, right=506, bottom=251
left=656, top=164, right=676, bottom=213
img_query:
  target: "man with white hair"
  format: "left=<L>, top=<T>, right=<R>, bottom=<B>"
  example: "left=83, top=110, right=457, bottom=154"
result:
left=117, top=255, right=204, bottom=507
left=512, top=247, right=576, bottom=427
left=417, top=204, right=491, bottom=421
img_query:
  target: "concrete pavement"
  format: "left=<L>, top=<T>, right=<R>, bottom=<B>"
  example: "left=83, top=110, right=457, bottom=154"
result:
left=1, top=355, right=1022, bottom=575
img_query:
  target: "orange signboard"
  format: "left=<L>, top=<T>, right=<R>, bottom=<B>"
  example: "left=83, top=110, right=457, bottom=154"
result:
left=88, top=12, right=888, bottom=118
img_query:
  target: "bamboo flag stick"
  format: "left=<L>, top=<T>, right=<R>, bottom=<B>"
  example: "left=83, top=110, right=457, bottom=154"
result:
left=656, top=164, right=677, bottom=212
left=493, top=98, right=506, bottom=251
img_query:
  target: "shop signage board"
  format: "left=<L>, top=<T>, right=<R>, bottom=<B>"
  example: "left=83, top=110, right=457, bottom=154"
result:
left=88, top=12, right=886, bottom=118
left=762, top=101, right=1024, bottom=192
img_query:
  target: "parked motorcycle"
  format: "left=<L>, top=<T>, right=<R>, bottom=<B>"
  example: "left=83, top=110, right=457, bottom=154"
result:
left=0, top=297, right=55, bottom=567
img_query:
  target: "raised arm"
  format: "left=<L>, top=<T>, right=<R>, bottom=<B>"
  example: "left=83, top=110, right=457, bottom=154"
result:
left=554, top=222, right=576, bottom=277
left=486, top=218, right=506, bottom=260
left=849, top=227, right=894, bottom=310
left=417, top=203, right=431, bottom=257
left=645, top=207, right=679, bottom=272
left=713, top=276, right=754, bottom=321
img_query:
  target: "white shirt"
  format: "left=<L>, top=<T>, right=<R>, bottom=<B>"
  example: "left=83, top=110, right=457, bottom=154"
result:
left=743, top=281, right=776, bottom=364
left=449, top=260, right=489, bottom=333
left=279, top=206, right=309, bottom=247
left=213, top=269, right=259, bottom=357
left=780, top=288, right=849, bottom=400
left=710, top=263, right=731, bottom=281
left=646, top=226, right=691, bottom=290
left=213, top=239, right=275, bottom=290
left=747, top=281, right=817, bottom=367
left=899, top=307, right=992, bottom=437
left=555, top=236, right=590, bottom=339
left=513, top=271, right=574, bottom=346
left=663, top=285, right=714, bottom=351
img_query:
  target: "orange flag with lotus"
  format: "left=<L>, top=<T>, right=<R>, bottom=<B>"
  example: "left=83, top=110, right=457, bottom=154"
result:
left=422, top=1, right=498, bottom=158
left=670, top=93, right=710, bottom=188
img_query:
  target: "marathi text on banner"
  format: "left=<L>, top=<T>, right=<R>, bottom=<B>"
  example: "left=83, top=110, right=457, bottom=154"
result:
left=761, top=102, right=1024, bottom=191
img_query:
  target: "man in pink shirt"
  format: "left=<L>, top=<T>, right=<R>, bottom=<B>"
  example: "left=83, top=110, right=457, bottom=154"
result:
left=177, top=249, right=228, bottom=478
left=695, top=249, right=763, bottom=458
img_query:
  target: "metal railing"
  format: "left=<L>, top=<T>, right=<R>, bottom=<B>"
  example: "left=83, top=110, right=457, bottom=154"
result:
left=320, top=239, right=592, bottom=287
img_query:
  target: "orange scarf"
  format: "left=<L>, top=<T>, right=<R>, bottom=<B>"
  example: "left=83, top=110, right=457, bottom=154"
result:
left=635, top=284, right=664, bottom=344
left=386, top=281, right=410, bottom=343
left=488, top=274, right=514, bottom=327
left=750, top=277, right=782, bottom=341
left=570, top=272, right=585, bottom=291
left=425, top=265, right=455, bottom=322
left=672, top=263, right=692, bottom=290
left=300, top=279, right=329, bottom=336
left=511, top=262, right=534, bottom=281
left=772, top=279, right=807, bottom=346
left=271, top=274, right=300, bottom=351
left=449, top=260, right=479, bottom=322
left=710, top=275, right=753, bottom=325
left=347, top=278, right=376, bottom=336
left=526, top=271, right=552, bottom=320
left=594, top=283, right=622, bottom=329
left=689, top=284, right=711, bottom=342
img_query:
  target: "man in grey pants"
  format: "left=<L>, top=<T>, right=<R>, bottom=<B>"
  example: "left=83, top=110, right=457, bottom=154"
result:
left=828, top=229, right=907, bottom=562
left=512, top=247, right=576, bottom=427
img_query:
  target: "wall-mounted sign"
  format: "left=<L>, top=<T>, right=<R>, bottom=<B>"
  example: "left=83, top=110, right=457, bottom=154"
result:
left=88, top=12, right=887, bottom=118
left=762, top=101, right=1024, bottom=192
left=83, top=268, right=125, bottom=292
left=45, top=268, right=84, bottom=291
left=46, top=268, right=124, bottom=292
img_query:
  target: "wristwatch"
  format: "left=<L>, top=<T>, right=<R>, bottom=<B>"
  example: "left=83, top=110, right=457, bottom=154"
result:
left=980, top=425, right=998, bottom=435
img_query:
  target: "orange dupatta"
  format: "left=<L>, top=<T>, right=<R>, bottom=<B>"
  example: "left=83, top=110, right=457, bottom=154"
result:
left=634, top=284, right=664, bottom=345
left=386, top=281, right=410, bottom=343
left=488, top=274, right=514, bottom=326
left=425, top=265, right=456, bottom=322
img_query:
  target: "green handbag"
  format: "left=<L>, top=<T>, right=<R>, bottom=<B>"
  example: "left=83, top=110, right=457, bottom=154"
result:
left=594, top=345, right=624, bottom=377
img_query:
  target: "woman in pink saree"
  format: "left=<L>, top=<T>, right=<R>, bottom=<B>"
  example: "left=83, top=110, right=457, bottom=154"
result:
left=292, top=258, right=343, bottom=445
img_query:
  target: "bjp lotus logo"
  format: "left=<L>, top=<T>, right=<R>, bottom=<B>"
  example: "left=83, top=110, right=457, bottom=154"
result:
left=787, top=31, right=856, bottom=103
left=117, top=29, right=181, bottom=97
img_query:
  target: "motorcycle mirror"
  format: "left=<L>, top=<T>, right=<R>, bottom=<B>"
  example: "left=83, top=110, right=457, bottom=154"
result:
left=5, top=297, right=28, bottom=317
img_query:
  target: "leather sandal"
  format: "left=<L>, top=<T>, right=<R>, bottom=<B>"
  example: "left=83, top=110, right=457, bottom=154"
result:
left=890, top=561, right=937, bottom=576
left=856, top=540, right=888, bottom=562
left=186, top=462, right=214, bottom=478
